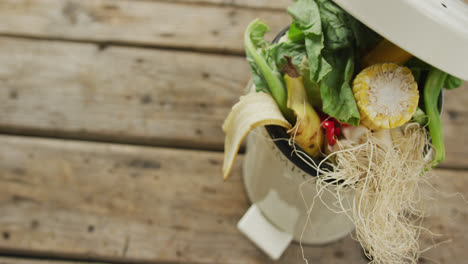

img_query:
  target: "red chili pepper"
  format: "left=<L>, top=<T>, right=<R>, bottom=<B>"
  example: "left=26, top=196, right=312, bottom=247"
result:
left=334, top=126, right=341, bottom=136
left=327, top=127, right=336, bottom=146
left=340, top=123, right=351, bottom=127
left=322, top=121, right=336, bottom=146
left=320, top=115, right=349, bottom=146
left=322, top=120, right=333, bottom=129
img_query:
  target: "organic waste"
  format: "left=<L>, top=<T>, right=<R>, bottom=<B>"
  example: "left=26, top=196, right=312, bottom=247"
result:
left=222, top=0, right=463, bottom=263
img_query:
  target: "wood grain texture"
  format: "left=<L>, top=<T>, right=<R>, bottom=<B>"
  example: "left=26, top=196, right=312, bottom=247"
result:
left=0, top=135, right=252, bottom=264
left=440, top=81, right=468, bottom=169
left=168, top=0, right=291, bottom=9
left=0, top=135, right=360, bottom=264
left=0, top=257, right=107, bottom=264
left=0, top=37, right=249, bottom=151
left=0, top=135, right=467, bottom=263
left=0, top=0, right=290, bottom=54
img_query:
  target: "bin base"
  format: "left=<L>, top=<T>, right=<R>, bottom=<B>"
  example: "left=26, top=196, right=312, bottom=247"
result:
left=241, top=128, right=355, bottom=245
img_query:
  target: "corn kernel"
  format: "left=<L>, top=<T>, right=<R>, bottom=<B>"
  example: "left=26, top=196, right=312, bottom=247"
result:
left=352, top=63, right=419, bottom=129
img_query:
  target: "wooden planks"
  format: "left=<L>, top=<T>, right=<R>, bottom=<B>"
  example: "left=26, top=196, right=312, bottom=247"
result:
left=0, top=0, right=290, bottom=54
left=0, top=36, right=467, bottom=168
left=0, top=135, right=254, bottom=264
left=0, top=135, right=467, bottom=263
left=0, top=134, right=354, bottom=264
left=0, top=257, right=108, bottom=264
left=419, top=168, right=468, bottom=264
left=441, top=81, right=468, bottom=168
left=169, top=0, right=291, bottom=9
left=0, top=36, right=249, bottom=151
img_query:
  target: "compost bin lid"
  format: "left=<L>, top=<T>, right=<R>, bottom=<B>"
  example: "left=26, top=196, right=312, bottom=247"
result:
left=333, top=0, right=468, bottom=81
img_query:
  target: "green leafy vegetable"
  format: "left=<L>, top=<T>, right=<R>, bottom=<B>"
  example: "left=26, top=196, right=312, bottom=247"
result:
left=405, top=58, right=463, bottom=90
left=444, top=74, right=463, bottom=90
left=244, top=19, right=293, bottom=122
left=316, top=0, right=355, bottom=51
left=320, top=49, right=360, bottom=126
left=269, top=41, right=308, bottom=70
left=288, top=21, right=305, bottom=43
left=287, top=0, right=364, bottom=125
left=287, top=0, right=331, bottom=83
left=405, top=58, right=462, bottom=167
left=298, top=57, right=322, bottom=109
left=412, top=107, right=428, bottom=126
left=347, top=18, right=381, bottom=51
left=424, top=68, right=447, bottom=166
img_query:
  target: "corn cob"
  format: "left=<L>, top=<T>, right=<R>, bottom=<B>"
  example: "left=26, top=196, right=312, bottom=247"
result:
left=352, top=63, right=419, bottom=129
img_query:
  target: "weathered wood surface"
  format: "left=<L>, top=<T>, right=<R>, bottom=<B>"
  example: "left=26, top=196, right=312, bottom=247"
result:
left=0, top=257, right=107, bottom=264
left=168, top=0, right=291, bottom=9
left=0, top=0, right=290, bottom=54
left=0, top=36, right=467, bottom=168
left=440, top=81, right=468, bottom=169
left=0, top=36, right=249, bottom=151
left=419, top=169, right=468, bottom=264
left=0, top=135, right=467, bottom=263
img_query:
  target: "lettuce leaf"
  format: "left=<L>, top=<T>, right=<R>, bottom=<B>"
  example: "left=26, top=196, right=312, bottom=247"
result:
left=288, top=21, right=305, bottom=43
left=316, top=0, right=355, bottom=51
left=298, top=58, right=322, bottom=109
left=288, top=0, right=331, bottom=83
left=244, top=19, right=291, bottom=120
left=268, top=41, right=308, bottom=70
left=320, top=49, right=360, bottom=126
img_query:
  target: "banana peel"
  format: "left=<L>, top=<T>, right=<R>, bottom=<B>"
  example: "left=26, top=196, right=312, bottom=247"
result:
left=283, top=57, right=324, bottom=157
left=222, top=92, right=291, bottom=180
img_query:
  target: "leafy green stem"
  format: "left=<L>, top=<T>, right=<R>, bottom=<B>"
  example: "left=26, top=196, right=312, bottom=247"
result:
left=244, top=19, right=293, bottom=122
left=424, top=68, right=447, bottom=167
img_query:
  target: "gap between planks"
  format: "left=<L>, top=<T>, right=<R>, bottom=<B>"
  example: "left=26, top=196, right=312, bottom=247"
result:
left=0, top=0, right=291, bottom=54
left=0, top=129, right=242, bottom=155
left=0, top=33, right=246, bottom=57
left=0, top=250, right=202, bottom=264
left=129, top=0, right=289, bottom=12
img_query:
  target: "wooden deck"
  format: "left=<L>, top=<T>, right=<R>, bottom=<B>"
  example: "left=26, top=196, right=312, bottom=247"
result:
left=0, top=1, right=467, bottom=263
